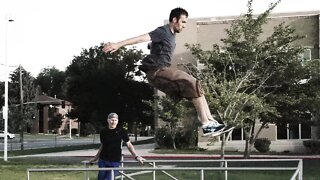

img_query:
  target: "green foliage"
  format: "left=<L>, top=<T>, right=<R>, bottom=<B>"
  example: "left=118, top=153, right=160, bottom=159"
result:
left=148, top=96, right=197, bottom=149
left=185, top=0, right=306, bottom=125
left=156, top=96, right=186, bottom=125
left=155, top=127, right=172, bottom=148
left=155, top=127, right=198, bottom=149
left=65, top=44, right=154, bottom=132
left=254, top=138, right=271, bottom=153
left=48, top=110, right=63, bottom=131
left=174, top=127, right=198, bottom=149
left=8, top=66, right=37, bottom=132
left=0, top=81, right=3, bottom=107
left=185, top=0, right=318, bottom=158
left=154, top=96, right=188, bottom=149
left=303, top=140, right=320, bottom=154
left=36, top=67, right=66, bottom=99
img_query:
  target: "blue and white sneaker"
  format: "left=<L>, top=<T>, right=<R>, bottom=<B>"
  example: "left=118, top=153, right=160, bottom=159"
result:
left=202, top=121, right=225, bottom=136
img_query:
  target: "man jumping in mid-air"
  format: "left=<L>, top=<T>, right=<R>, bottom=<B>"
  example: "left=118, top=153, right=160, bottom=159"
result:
left=103, top=7, right=227, bottom=136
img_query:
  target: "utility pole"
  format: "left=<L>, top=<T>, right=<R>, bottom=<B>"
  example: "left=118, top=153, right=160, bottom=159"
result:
left=19, top=65, right=24, bottom=150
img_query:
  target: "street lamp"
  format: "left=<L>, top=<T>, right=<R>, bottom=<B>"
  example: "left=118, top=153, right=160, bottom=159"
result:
left=49, top=105, right=72, bottom=139
left=3, top=15, right=14, bottom=161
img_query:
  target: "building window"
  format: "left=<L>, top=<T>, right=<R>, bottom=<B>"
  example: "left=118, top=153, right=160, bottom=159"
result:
left=301, top=123, right=311, bottom=139
left=277, top=124, right=287, bottom=139
left=289, top=124, right=300, bottom=139
left=277, top=123, right=311, bottom=140
left=231, top=128, right=243, bottom=140
left=299, top=48, right=312, bottom=65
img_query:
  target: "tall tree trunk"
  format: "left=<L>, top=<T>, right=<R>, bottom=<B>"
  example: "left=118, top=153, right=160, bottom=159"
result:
left=170, top=125, right=176, bottom=149
left=220, top=133, right=226, bottom=159
left=244, top=122, right=255, bottom=159
left=172, top=135, right=176, bottom=149
left=244, top=121, right=267, bottom=158
left=249, top=121, right=267, bottom=153
left=244, top=131, right=250, bottom=158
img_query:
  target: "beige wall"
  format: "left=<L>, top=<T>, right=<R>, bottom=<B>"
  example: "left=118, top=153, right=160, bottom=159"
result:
left=255, top=124, right=277, bottom=141
left=174, top=11, right=320, bottom=63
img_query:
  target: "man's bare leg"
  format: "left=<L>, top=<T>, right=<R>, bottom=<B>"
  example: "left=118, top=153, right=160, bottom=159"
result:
left=192, top=96, right=209, bottom=125
left=200, top=95, right=214, bottom=121
left=192, top=95, right=218, bottom=123
left=192, top=95, right=225, bottom=136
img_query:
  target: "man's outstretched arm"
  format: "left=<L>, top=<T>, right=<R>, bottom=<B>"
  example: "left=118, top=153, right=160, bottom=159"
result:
left=103, top=34, right=151, bottom=53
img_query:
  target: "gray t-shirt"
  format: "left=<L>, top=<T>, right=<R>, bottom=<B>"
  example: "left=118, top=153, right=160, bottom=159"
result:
left=149, top=24, right=176, bottom=59
left=140, top=24, right=176, bottom=70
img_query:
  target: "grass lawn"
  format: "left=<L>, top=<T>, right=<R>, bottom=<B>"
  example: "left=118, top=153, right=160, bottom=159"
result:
left=0, top=157, right=88, bottom=180
left=1, top=157, right=319, bottom=180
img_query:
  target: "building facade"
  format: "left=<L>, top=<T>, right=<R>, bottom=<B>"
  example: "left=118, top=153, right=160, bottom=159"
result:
left=171, top=11, right=320, bottom=152
left=31, top=95, right=79, bottom=135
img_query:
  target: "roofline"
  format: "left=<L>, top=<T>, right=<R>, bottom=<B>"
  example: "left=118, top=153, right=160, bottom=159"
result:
left=195, top=10, right=320, bottom=24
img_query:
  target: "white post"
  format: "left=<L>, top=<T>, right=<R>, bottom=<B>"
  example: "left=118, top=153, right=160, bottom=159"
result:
left=3, top=106, right=8, bottom=161
left=3, top=14, right=14, bottom=161
left=69, top=118, right=72, bottom=139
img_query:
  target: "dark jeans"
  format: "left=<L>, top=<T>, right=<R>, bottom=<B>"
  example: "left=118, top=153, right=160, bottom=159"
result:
left=98, top=159, right=121, bottom=180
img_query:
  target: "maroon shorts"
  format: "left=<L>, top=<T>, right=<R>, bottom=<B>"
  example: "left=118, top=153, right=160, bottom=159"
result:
left=146, top=67, right=204, bottom=99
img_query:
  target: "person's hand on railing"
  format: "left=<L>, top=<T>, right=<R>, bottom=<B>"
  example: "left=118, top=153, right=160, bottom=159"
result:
left=135, top=156, right=146, bottom=165
left=88, top=158, right=98, bottom=165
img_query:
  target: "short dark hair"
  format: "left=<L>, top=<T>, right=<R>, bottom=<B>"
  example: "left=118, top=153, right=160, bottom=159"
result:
left=169, top=7, right=188, bottom=22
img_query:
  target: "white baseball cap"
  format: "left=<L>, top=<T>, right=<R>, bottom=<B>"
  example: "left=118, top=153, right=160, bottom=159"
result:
left=108, top=113, right=118, bottom=119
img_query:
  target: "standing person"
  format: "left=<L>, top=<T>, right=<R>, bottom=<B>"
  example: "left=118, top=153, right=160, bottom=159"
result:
left=89, top=113, right=145, bottom=180
left=103, top=7, right=227, bottom=136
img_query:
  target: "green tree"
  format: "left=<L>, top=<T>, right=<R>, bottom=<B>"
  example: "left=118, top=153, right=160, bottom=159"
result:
left=0, top=81, right=3, bottom=108
left=36, top=67, right=66, bottom=99
left=149, top=96, right=188, bottom=149
left=0, top=81, right=4, bottom=130
left=48, top=107, right=63, bottom=133
left=293, top=59, right=320, bottom=139
left=65, top=44, right=154, bottom=134
left=8, top=66, right=37, bottom=150
left=186, top=0, right=310, bottom=158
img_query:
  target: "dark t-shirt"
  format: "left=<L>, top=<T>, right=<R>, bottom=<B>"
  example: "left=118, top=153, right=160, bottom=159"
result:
left=140, top=24, right=176, bottom=71
left=99, top=127, right=130, bottom=162
left=149, top=24, right=176, bottom=58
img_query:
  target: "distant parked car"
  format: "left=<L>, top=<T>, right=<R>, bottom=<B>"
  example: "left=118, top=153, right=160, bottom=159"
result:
left=0, top=131, right=16, bottom=139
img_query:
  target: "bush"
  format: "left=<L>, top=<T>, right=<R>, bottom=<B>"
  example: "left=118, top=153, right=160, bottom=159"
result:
left=154, top=127, right=172, bottom=148
left=303, top=140, right=320, bottom=154
left=254, top=138, right=271, bottom=153
left=154, top=127, right=198, bottom=149
left=175, top=128, right=198, bottom=149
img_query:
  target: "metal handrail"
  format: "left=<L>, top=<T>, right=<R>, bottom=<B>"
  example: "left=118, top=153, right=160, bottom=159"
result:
left=27, top=159, right=303, bottom=180
left=290, top=159, right=303, bottom=180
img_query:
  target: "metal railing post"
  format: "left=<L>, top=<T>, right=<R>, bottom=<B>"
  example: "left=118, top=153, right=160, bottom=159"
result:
left=200, top=169, right=204, bottom=180
left=27, top=169, right=30, bottom=180
left=111, top=170, right=114, bottom=180
left=83, top=161, right=89, bottom=180
left=224, top=160, right=228, bottom=180
left=153, top=162, right=156, bottom=180
left=121, top=154, right=124, bottom=180
left=299, top=159, right=303, bottom=180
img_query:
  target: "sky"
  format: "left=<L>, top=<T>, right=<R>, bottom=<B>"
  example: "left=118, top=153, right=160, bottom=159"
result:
left=0, top=0, right=319, bottom=80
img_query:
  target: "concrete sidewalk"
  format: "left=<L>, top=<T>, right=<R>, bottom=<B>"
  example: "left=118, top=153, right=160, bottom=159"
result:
left=22, top=142, right=320, bottom=159
left=25, top=143, right=157, bottom=157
